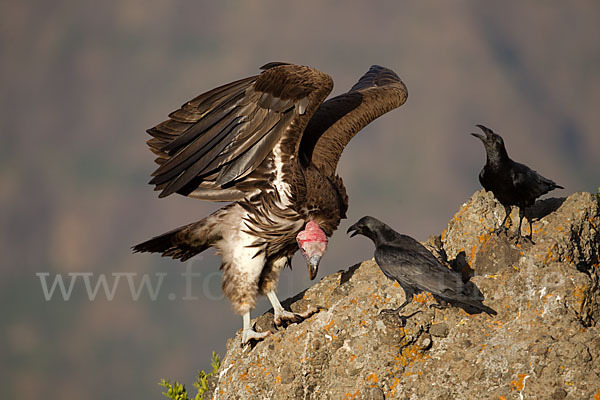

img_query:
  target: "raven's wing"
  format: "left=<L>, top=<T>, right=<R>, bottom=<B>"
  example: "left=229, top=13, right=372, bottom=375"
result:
left=478, top=168, right=490, bottom=190
left=510, top=162, right=563, bottom=204
left=299, top=65, right=407, bottom=177
left=374, top=241, right=468, bottom=298
left=146, top=62, right=333, bottom=200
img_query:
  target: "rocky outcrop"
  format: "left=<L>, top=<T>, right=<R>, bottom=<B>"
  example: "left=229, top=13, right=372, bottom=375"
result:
left=211, top=191, right=600, bottom=399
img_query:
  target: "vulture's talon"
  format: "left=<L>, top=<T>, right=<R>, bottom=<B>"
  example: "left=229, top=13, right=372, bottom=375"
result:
left=274, top=310, right=301, bottom=326
left=295, top=305, right=320, bottom=319
left=274, top=305, right=320, bottom=326
left=242, top=329, right=271, bottom=344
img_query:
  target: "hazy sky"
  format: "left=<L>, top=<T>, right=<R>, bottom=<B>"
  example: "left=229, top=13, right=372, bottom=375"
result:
left=1, top=1, right=598, bottom=399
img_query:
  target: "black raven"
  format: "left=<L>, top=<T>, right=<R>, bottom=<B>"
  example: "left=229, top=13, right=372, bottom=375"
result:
left=472, top=124, right=563, bottom=241
left=347, top=216, right=496, bottom=316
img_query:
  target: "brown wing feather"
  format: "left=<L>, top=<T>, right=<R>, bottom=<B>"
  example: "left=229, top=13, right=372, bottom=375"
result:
left=145, top=63, right=333, bottom=199
left=301, top=65, right=408, bottom=177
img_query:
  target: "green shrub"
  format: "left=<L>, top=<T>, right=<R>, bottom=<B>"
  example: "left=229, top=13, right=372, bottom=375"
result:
left=159, top=352, right=221, bottom=400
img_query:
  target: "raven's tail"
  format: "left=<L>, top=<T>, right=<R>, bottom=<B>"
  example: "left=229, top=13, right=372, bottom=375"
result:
left=457, top=298, right=497, bottom=316
left=470, top=301, right=497, bottom=316
left=447, top=282, right=498, bottom=316
left=132, top=215, right=221, bottom=262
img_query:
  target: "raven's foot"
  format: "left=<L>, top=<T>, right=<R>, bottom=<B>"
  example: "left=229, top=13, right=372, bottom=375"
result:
left=380, top=307, right=404, bottom=315
left=510, top=232, right=534, bottom=245
left=516, top=234, right=534, bottom=245
left=493, top=226, right=510, bottom=236
left=430, top=296, right=451, bottom=310
left=380, top=309, right=421, bottom=326
left=379, top=299, right=411, bottom=315
left=242, top=328, right=271, bottom=344
left=429, top=302, right=450, bottom=310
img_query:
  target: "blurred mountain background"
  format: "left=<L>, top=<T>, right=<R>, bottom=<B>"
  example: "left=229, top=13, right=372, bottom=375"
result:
left=1, top=1, right=598, bottom=399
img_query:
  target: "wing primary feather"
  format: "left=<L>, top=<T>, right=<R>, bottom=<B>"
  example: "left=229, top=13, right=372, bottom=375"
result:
left=164, top=91, right=246, bottom=153
left=159, top=116, right=245, bottom=196
left=184, top=76, right=257, bottom=115
left=150, top=114, right=244, bottom=186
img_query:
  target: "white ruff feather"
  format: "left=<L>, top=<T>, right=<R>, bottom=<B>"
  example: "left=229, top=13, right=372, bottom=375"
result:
left=272, top=141, right=293, bottom=207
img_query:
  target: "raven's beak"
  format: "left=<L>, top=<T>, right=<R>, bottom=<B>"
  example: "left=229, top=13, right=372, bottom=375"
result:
left=307, top=255, right=320, bottom=280
left=347, top=223, right=360, bottom=237
left=473, top=124, right=492, bottom=141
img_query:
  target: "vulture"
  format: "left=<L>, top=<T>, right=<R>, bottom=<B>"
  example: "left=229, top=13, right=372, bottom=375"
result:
left=133, top=62, right=408, bottom=343
left=471, top=124, right=563, bottom=241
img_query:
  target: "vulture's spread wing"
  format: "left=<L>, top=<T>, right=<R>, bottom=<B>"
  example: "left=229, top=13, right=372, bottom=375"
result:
left=147, top=63, right=333, bottom=199
left=300, top=65, right=408, bottom=177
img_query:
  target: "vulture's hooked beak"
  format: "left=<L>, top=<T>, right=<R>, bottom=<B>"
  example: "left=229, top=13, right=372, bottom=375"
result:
left=307, top=255, right=320, bottom=280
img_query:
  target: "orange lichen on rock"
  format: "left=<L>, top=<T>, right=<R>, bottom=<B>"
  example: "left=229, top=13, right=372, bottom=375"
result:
left=412, top=292, right=435, bottom=304
left=323, top=319, right=335, bottom=332
left=344, top=389, right=361, bottom=399
left=366, top=371, right=378, bottom=383
left=398, top=344, right=425, bottom=367
left=510, top=374, right=527, bottom=391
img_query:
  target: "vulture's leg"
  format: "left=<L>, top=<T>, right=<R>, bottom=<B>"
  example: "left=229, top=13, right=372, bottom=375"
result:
left=266, top=291, right=319, bottom=325
left=260, top=258, right=319, bottom=326
left=266, top=291, right=300, bottom=325
left=242, top=312, right=270, bottom=344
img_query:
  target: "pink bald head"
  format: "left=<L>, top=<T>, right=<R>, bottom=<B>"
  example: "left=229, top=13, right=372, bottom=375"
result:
left=296, top=221, right=328, bottom=280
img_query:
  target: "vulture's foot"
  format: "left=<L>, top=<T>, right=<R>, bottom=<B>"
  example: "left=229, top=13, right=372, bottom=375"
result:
left=267, top=291, right=319, bottom=327
left=274, top=309, right=301, bottom=326
left=274, top=305, right=319, bottom=326
left=241, top=311, right=270, bottom=344
left=242, top=328, right=271, bottom=344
